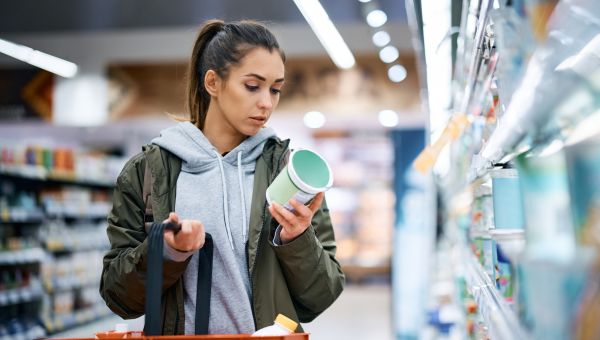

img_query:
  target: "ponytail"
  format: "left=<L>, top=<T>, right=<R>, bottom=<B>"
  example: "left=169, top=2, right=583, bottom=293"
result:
left=186, top=20, right=225, bottom=129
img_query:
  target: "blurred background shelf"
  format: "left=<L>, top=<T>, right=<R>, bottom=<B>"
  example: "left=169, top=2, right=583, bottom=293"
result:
left=463, top=250, right=528, bottom=340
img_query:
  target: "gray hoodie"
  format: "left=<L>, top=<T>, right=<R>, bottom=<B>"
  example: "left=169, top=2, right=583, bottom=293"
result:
left=151, top=121, right=276, bottom=335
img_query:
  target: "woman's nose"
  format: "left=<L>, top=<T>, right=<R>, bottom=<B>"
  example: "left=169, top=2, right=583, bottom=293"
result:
left=257, top=90, right=273, bottom=110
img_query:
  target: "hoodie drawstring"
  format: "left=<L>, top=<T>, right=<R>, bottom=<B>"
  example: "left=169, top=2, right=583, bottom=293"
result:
left=214, top=150, right=235, bottom=250
left=237, top=151, right=248, bottom=243
left=212, top=150, right=248, bottom=250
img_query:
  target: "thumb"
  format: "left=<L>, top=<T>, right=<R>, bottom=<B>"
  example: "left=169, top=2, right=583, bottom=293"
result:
left=308, top=192, right=325, bottom=213
left=168, top=212, right=179, bottom=224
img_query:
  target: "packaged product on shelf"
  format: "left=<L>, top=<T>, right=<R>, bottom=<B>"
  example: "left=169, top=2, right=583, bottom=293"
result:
left=565, top=137, right=600, bottom=245
left=494, top=245, right=513, bottom=301
left=490, top=167, right=525, bottom=231
left=564, top=136, right=600, bottom=339
left=471, top=183, right=493, bottom=232
left=489, top=6, right=534, bottom=106
left=520, top=250, right=594, bottom=340
left=516, top=151, right=576, bottom=261
left=481, top=0, right=600, bottom=166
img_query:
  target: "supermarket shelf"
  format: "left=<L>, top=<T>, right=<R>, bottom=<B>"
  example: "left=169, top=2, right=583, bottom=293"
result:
left=0, top=280, right=44, bottom=307
left=44, top=304, right=113, bottom=335
left=44, top=241, right=109, bottom=253
left=342, top=264, right=390, bottom=283
left=0, top=167, right=115, bottom=189
left=43, top=275, right=102, bottom=294
left=0, top=210, right=45, bottom=224
left=45, top=212, right=110, bottom=220
left=464, top=250, right=529, bottom=340
left=0, top=247, right=46, bottom=265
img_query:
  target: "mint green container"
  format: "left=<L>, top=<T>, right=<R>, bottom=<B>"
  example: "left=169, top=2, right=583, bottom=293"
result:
left=266, top=149, right=333, bottom=211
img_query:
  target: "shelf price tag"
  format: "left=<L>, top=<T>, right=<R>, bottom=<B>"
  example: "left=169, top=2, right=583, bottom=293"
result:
left=413, top=114, right=470, bottom=173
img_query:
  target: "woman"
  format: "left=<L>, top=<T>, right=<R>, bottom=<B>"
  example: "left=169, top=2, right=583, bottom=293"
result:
left=100, top=20, right=345, bottom=335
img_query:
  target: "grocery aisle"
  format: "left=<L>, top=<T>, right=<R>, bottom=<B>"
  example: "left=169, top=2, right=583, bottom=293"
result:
left=50, top=285, right=393, bottom=340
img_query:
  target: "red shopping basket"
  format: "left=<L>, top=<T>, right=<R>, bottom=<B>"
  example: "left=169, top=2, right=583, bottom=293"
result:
left=49, top=333, right=309, bottom=339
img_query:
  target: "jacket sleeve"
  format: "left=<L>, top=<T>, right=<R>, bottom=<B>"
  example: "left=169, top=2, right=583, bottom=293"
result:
left=99, top=154, right=189, bottom=319
left=269, top=198, right=345, bottom=322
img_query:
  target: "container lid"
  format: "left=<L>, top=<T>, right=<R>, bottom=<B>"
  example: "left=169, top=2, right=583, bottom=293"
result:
left=275, top=314, right=298, bottom=332
left=288, top=149, right=333, bottom=194
left=490, top=167, right=519, bottom=178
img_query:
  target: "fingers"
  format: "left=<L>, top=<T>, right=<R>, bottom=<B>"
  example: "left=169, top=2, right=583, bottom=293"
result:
left=268, top=204, right=293, bottom=229
left=308, top=192, right=324, bottom=213
left=164, top=212, right=179, bottom=225
left=163, top=217, right=205, bottom=252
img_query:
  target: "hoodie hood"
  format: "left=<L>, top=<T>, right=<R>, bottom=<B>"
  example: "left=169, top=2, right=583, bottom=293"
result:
left=152, top=121, right=277, bottom=173
left=151, top=121, right=277, bottom=250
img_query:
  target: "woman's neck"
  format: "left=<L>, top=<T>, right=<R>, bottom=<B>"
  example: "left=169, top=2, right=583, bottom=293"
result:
left=202, top=107, right=245, bottom=155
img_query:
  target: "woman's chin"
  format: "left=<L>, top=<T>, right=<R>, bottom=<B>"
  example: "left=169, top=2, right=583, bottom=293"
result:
left=240, top=125, right=263, bottom=136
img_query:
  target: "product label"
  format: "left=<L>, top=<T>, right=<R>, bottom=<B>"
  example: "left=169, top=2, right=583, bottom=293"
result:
left=283, top=190, right=315, bottom=211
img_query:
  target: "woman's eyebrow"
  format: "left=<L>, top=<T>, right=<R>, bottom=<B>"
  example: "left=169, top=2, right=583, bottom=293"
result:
left=244, top=73, right=285, bottom=83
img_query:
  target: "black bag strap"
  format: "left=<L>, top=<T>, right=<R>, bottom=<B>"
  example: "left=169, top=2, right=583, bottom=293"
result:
left=144, top=222, right=214, bottom=335
left=142, top=154, right=214, bottom=336
left=142, top=159, right=154, bottom=227
left=195, top=234, right=213, bottom=334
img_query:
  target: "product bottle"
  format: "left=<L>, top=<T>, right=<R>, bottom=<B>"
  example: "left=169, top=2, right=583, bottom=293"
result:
left=252, top=314, right=298, bottom=336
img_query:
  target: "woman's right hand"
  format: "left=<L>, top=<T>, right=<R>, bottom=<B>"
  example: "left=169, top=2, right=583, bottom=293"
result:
left=163, top=212, right=205, bottom=252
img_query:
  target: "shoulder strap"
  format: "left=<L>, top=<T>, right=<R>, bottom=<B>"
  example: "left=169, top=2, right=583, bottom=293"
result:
left=143, top=158, right=154, bottom=225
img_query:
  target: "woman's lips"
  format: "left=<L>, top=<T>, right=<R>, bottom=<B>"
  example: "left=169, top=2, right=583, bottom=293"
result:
left=249, top=116, right=266, bottom=124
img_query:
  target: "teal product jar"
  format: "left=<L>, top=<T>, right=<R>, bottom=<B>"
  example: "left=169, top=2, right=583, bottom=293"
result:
left=491, top=168, right=525, bottom=230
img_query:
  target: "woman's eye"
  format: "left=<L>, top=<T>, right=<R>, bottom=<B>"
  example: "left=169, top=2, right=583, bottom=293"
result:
left=271, top=88, right=281, bottom=95
left=245, top=84, right=259, bottom=92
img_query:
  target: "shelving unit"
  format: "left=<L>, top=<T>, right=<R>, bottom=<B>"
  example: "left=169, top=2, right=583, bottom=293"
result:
left=408, top=0, right=600, bottom=338
left=463, top=248, right=528, bottom=340
left=0, top=143, right=123, bottom=338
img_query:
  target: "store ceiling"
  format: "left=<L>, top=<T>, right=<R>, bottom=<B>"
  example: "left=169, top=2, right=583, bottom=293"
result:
left=0, top=0, right=408, bottom=34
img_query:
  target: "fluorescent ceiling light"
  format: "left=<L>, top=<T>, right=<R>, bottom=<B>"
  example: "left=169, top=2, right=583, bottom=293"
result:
left=388, top=64, right=407, bottom=82
left=366, top=9, right=387, bottom=28
left=293, top=0, right=355, bottom=69
left=378, top=109, right=399, bottom=127
left=379, top=45, right=399, bottom=63
left=372, top=31, right=391, bottom=47
left=303, top=111, right=326, bottom=128
left=358, top=0, right=372, bottom=3
left=0, top=38, right=78, bottom=78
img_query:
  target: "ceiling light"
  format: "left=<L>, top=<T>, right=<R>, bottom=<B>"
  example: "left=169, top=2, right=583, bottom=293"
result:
left=379, top=110, right=399, bottom=127
left=372, top=31, right=391, bottom=47
left=379, top=45, right=399, bottom=63
left=366, top=9, right=387, bottom=28
left=293, top=0, right=356, bottom=69
left=303, top=111, right=326, bottom=129
left=388, top=64, right=407, bottom=82
left=0, top=38, right=78, bottom=78
left=358, top=0, right=372, bottom=3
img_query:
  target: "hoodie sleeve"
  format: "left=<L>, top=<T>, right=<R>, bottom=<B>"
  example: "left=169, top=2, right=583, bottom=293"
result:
left=269, top=197, right=346, bottom=322
left=99, top=153, right=190, bottom=319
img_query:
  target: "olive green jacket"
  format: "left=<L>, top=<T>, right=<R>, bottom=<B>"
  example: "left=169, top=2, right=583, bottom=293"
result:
left=100, top=138, right=345, bottom=334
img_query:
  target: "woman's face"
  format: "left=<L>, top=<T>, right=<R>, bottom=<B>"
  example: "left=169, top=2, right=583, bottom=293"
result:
left=210, top=47, right=285, bottom=137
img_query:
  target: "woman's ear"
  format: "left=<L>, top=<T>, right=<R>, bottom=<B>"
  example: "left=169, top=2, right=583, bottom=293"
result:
left=204, top=70, right=220, bottom=97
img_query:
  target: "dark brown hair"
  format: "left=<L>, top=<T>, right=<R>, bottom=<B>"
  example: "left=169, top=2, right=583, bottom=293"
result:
left=186, top=20, right=286, bottom=129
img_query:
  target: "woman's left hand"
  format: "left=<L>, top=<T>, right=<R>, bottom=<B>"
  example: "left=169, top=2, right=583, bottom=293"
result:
left=268, top=192, right=325, bottom=244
